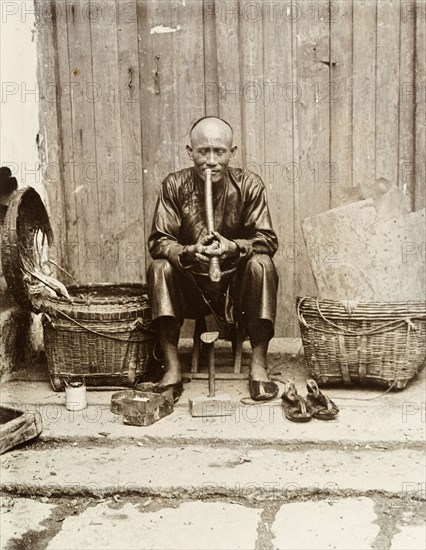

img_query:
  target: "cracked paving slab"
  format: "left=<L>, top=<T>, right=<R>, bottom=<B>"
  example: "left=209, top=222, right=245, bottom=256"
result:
left=0, top=496, right=56, bottom=548
left=271, top=497, right=379, bottom=549
left=44, top=501, right=261, bottom=550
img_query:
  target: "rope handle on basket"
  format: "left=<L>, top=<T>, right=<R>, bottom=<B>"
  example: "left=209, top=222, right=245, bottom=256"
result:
left=44, top=306, right=154, bottom=343
left=297, top=297, right=426, bottom=337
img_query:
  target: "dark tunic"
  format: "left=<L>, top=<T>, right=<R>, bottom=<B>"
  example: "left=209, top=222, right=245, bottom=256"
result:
left=149, top=167, right=278, bottom=266
left=147, top=167, right=279, bottom=337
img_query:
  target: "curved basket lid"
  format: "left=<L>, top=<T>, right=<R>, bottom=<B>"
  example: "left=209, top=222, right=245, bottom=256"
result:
left=1, top=187, right=53, bottom=311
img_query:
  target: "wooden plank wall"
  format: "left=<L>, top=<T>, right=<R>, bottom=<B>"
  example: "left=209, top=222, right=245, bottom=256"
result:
left=38, top=0, right=424, bottom=337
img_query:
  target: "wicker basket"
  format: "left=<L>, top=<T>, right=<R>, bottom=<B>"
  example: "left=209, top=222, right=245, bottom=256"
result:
left=38, top=284, right=155, bottom=391
left=297, top=297, right=426, bottom=390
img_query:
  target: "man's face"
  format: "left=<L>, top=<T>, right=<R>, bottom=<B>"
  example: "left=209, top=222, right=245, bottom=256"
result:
left=187, top=119, right=237, bottom=184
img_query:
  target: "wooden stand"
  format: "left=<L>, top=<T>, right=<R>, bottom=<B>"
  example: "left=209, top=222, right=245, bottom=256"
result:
left=0, top=407, right=42, bottom=454
left=189, top=331, right=237, bottom=417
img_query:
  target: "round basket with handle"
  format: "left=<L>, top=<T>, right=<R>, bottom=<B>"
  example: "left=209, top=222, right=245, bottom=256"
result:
left=1, top=187, right=53, bottom=311
left=1, top=187, right=156, bottom=391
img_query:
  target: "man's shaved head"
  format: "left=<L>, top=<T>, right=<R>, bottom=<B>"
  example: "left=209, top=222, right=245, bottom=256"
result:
left=189, top=116, right=234, bottom=148
left=190, top=116, right=233, bottom=136
left=186, top=116, right=237, bottom=184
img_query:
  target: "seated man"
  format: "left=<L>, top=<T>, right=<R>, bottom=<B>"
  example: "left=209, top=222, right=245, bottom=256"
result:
left=147, top=116, right=279, bottom=402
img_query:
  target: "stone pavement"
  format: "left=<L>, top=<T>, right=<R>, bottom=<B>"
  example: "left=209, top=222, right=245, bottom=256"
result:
left=1, top=345, right=425, bottom=549
left=1, top=495, right=425, bottom=549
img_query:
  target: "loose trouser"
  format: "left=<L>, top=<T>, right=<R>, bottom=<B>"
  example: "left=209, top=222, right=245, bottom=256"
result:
left=147, top=254, right=278, bottom=347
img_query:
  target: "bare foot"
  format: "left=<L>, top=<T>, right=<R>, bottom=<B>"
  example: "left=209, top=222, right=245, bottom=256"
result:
left=250, top=363, right=270, bottom=382
left=157, top=368, right=181, bottom=388
left=249, top=339, right=270, bottom=381
left=157, top=319, right=182, bottom=387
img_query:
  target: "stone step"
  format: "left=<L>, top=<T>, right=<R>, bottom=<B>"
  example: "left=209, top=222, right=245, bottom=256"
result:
left=1, top=374, right=424, bottom=449
left=2, top=442, right=424, bottom=501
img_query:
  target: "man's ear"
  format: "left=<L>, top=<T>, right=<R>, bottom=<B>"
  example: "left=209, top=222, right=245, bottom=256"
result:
left=186, top=144, right=194, bottom=161
left=230, top=145, right=237, bottom=158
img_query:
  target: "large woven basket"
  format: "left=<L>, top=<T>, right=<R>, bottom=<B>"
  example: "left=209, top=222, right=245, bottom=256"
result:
left=38, top=284, right=155, bottom=391
left=297, top=297, right=426, bottom=390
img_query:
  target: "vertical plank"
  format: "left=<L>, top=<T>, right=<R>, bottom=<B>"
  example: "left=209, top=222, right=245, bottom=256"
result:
left=138, top=0, right=178, bottom=266
left=116, top=0, right=146, bottom=282
left=238, top=2, right=264, bottom=169
left=171, top=0, right=206, bottom=168
left=290, top=2, right=302, bottom=336
left=53, top=0, right=81, bottom=281
left=90, top=0, right=124, bottom=283
left=263, top=5, right=296, bottom=336
left=352, top=1, right=376, bottom=187
left=52, top=0, right=74, bottom=275
left=63, top=0, right=101, bottom=283
left=398, top=0, right=415, bottom=202
left=35, top=0, right=68, bottom=273
left=330, top=0, right=353, bottom=205
left=214, top=2, right=243, bottom=167
left=376, top=0, right=400, bottom=184
left=203, top=0, right=219, bottom=116
left=293, top=0, right=331, bottom=300
left=414, top=0, right=426, bottom=209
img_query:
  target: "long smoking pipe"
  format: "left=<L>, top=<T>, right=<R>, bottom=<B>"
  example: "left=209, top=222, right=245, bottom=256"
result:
left=204, top=168, right=222, bottom=283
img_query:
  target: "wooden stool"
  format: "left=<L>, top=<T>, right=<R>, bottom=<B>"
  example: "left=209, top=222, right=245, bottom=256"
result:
left=190, top=317, right=247, bottom=380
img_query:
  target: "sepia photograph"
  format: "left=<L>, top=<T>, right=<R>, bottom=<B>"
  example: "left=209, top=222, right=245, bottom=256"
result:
left=0, top=0, right=425, bottom=548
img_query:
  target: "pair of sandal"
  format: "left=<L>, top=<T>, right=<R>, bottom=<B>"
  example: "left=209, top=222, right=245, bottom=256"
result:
left=282, top=379, right=339, bottom=422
